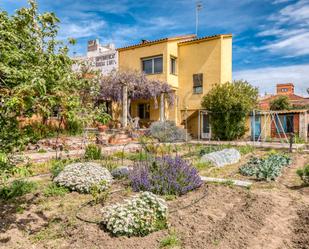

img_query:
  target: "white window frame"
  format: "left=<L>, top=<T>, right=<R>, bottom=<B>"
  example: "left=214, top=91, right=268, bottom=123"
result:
left=170, top=56, right=177, bottom=75
left=141, top=55, right=163, bottom=74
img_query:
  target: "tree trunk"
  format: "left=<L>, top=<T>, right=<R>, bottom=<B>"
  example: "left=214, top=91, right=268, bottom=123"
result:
left=122, top=85, right=128, bottom=127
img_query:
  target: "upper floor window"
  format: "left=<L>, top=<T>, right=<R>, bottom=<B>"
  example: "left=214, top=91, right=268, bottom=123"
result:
left=142, top=56, right=163, bottom=74
left=170, top=57, right=177, bottom=75
left=281, top=88, right=288, bottom=92
left=193, top=73, right=203, bottom=94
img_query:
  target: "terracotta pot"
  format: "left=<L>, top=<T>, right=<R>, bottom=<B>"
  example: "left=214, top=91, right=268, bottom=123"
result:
left=98, top=125, right=108, bottom=132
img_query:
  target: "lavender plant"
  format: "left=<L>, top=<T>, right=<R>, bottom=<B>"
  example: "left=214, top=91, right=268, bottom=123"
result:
left=129, top=156, right=203, bottom=196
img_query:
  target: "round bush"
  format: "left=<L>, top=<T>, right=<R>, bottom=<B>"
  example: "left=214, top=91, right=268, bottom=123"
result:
left=53, top=162, right=112, bottom=193
left=129, top=156, right=203, bottom=195
left=149, top=121, right=190, bottom=142
left=111, top=166, right=130, bottom=179
left=101, top=191, right=168, bottom=236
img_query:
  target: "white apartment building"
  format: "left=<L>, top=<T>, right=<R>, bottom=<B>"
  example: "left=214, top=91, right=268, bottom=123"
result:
left=73, top=39, right=118, bottom=75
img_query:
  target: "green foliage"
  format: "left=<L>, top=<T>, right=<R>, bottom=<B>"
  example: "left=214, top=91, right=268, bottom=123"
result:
left=159, top=230, right=181, bottom=248
left=238, top=145, right=255, bottom=155
left=50, top=160, right=66, bottom=178
left=239, top=154, right=291, bottom=181
left=84, top=144, right=102, bottom=160
left=149, top=121, right=189, bottom=142
left=270, top=96, right=290, bottom=111
left=0, top=0, right=103, bottom=152
left=201, top=81, right=258, bottom=140
left=0, top=180, right=37, bottom=200
left=296, top=164, right=309, bottom=185
left=90, top=180, right=110, bottom=204
left=43, top=183, right=68, bottom=197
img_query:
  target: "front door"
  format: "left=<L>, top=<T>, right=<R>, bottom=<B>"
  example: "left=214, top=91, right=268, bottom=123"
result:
left=201, top=113, right=211, bottom=139
left=251, top=115, right=261, bottom=141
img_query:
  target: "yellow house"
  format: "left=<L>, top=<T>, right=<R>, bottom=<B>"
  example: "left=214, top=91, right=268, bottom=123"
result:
left=117, top=34, right=232, bottom=138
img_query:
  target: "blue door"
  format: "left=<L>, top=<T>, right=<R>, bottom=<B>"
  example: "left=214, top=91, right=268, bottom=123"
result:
left=251, top=115, right=261, bottom=141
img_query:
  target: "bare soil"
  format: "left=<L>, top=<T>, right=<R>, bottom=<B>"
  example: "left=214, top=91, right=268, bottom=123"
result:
left=0, top=153, right=308, bottom=249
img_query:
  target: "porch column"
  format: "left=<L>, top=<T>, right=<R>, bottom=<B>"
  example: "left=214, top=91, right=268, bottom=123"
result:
left=160, top=93, right=165, bottom=122
left=122, top=85, right=128, bottom=127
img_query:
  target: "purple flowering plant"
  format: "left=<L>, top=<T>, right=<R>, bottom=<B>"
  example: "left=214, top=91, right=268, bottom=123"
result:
left=129, top=156, right=203, bottom=196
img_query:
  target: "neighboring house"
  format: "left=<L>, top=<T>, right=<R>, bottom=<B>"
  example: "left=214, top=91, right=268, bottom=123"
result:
left=117, top=34, right=232, bottom=137
left=250, top=83, right=309, bottom=142
left=72, top=39, right=118, bottom=75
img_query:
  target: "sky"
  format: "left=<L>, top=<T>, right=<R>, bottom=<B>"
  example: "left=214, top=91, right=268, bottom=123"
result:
left=1, top=0, right=309, bottom=96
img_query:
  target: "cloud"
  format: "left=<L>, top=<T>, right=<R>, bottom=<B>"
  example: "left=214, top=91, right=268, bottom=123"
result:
left=234, top=64, right=309, bottom=96
left=258, top=0, right=309, bottom=57
left=58, top=20, right=106, bottom=40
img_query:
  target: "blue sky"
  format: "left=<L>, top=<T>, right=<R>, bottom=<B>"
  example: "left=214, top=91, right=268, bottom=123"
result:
left=1, top=0, right=309, bottom=95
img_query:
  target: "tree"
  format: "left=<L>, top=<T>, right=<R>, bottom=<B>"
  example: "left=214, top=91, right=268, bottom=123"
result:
left=100, top=70, right=174, bottom=126
left=269, top=96, right=290, bottom=110
left=0, top=0, right=96, bottom=152
left=201, top=81, right=258, bottom=140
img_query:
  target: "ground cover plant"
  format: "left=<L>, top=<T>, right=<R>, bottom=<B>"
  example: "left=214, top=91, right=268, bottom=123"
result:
left=53, top=162, right=112, bottom=193
left=239, top=153, right=291, bottom=181
left=129, top=156, right=203, bottom=195
left=0, top=180, right=37, bottom=200
left=101, top=191, right=168, bottom=236
left=296, top=164, right=309, bottom=185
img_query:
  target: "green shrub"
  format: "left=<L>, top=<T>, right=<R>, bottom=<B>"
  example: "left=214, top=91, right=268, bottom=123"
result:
left=84, top=144, right=102, bottom=160
left=43, top=183, right=68, bottom=197
left=50, top=160, right=66, bottom=178
left=296, top=164, right=309, bottom=185
left=149, top=121, right=190, bottom=142
left=0, top=180, right=37, bottom=200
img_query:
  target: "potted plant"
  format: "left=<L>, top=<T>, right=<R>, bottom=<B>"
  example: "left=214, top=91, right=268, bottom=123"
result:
left=95, top=112, right=111, bottom=132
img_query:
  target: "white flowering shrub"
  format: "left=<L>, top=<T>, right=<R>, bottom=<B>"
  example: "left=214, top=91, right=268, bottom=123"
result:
left=53, top=162, right=112, bottom=193
left=201, top=148, right=241, bottom=167
left=101, top=192, right=168, bottom=236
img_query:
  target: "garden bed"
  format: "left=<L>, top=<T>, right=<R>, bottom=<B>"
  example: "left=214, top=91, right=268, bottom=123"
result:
left=1, top=145, right=308, bottom=249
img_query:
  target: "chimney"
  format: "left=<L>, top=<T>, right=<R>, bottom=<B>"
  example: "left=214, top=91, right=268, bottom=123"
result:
left=141, top=39, right=150, bottom=44
left=276, top=83, right=294, bottom=95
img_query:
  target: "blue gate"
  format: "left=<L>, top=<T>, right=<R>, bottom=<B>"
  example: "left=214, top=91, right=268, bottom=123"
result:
left=251, top=115, right=261, bottom=141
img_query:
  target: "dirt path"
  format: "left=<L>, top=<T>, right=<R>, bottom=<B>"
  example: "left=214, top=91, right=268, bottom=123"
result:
left=247, top=153, right=309, bottom=249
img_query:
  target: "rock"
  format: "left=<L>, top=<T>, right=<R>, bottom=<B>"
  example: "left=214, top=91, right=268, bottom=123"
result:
left=201, top=148, right=241, bottom=167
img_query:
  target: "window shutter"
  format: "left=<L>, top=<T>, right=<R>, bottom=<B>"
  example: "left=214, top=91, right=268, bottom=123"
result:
left=193, top=74, right=203, bottom=87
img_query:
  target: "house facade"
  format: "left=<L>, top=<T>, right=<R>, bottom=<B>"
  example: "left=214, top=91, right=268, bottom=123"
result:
left=117, top=34, right=232, bottom=137
left=250, top=83, right=309, bottom=142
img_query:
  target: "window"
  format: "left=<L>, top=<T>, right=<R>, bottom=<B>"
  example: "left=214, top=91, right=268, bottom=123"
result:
left=138, top=103, right=150, bottom=119
left=193, top=73, right=203, bottom=94
left=170, top=57, right=177, bottom=75
left=276, top=114, right=294, bottom=133
left=281, top=88, right=288, bottom=92
left=142, top=56, right=163, bottom=74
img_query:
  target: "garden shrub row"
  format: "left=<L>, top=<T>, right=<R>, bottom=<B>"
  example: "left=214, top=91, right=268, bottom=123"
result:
left=239, top=154, right=291, bottom=181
